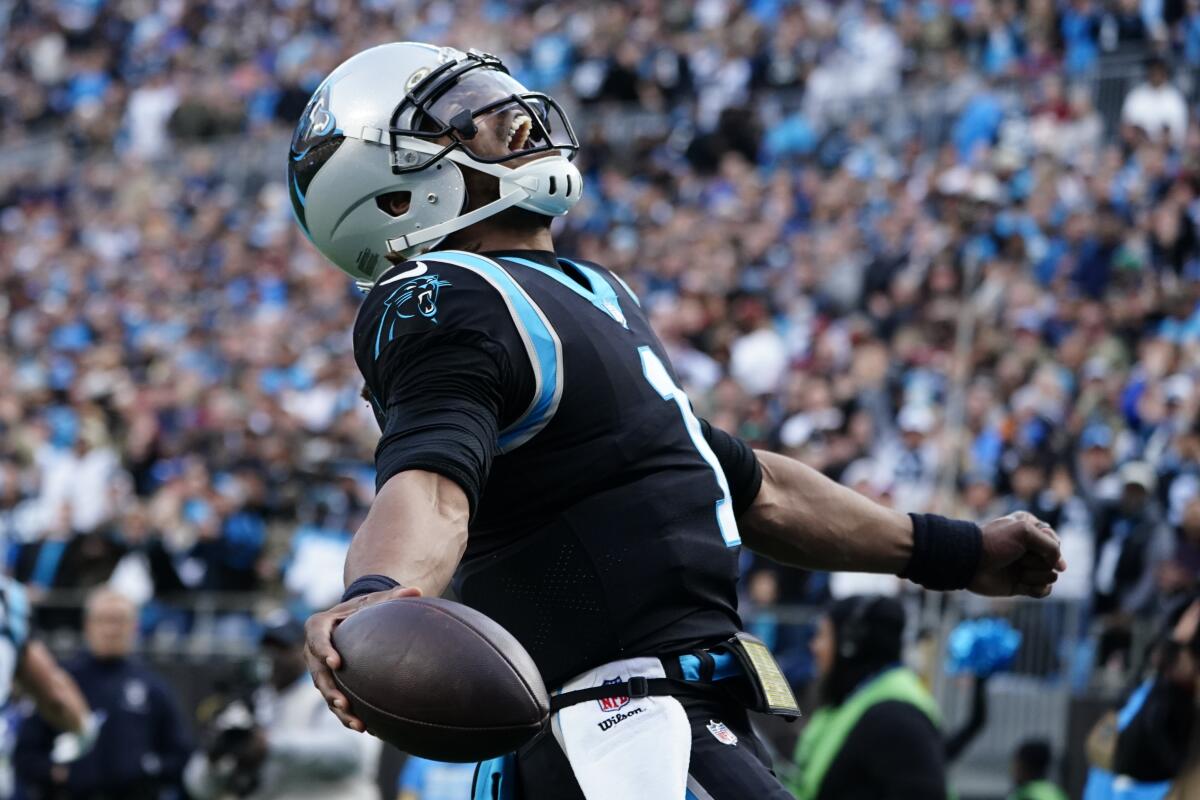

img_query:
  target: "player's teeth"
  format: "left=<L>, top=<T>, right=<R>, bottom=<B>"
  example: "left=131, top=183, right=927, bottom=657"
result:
left=507, top=115, right=532, bottom=149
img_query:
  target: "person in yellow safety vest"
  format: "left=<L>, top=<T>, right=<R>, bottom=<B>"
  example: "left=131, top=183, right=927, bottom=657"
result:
left=790, top=595, right=946, bottom=800
left=1007, top=739, right=1068, bottom=800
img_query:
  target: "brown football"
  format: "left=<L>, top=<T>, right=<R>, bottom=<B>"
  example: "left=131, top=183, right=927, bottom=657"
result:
left=330, top=597, right=549, bottom=762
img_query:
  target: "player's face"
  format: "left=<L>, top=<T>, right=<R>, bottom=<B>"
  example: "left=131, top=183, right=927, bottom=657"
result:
left=465, top=101, right=552, bottom=167
left=423, top=69, right=570, bottom=169
left=811, top=616, right=836, bottom=678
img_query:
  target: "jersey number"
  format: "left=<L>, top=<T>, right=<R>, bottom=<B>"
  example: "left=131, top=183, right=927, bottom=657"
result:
left=638, top=347, right=740, bottom=547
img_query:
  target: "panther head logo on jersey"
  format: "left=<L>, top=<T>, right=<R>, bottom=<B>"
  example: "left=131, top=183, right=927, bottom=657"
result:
left=384, top=274, right=452, bottom=323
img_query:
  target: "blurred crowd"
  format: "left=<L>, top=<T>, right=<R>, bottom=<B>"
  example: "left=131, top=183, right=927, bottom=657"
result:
left=0, top=0, right=1198, bottom=686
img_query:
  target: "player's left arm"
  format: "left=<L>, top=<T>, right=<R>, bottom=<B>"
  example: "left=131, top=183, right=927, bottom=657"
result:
left=702, top=425, right=1065, bottom=597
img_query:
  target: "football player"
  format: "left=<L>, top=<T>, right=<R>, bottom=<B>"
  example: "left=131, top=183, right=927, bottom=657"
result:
left=0, top=574, right=96, bottom=789
left=292, top=43, right=1065, bottom=798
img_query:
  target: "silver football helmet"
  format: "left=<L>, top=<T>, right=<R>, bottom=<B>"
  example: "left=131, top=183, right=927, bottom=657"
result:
left=287, top=42, right=583, bottom=284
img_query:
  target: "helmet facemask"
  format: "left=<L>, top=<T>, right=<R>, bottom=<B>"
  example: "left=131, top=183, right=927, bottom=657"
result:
left=379, top=51, right=584, bottom=262
left=388, top=52, right=578, bottom=173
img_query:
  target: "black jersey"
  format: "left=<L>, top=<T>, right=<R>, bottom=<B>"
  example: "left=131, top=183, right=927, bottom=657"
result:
left=353, top=249, right=750, bottom=687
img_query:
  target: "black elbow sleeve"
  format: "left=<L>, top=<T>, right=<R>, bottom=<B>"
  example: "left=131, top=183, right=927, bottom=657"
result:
left=375, top=415, right=495, bottom=518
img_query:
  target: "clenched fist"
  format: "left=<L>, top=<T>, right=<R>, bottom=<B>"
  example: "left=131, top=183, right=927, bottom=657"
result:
left=969, top=511, right=1067, bottom=598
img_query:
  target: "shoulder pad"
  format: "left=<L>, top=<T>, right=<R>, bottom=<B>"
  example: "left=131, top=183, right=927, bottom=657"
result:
left=360, top=251, right=563, bottom=451
left=357, top=255, right=501, bottom=360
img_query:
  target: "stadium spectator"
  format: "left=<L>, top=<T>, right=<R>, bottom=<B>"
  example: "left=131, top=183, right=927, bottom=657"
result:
left=875, top=405, right=940, bottom=514
left=1001, top=457, right=1063, bottom=525
left=1085, top=596, right=1200, bottom=797
left=14, top=589, right=192, bottom=800
left=1094, top=461, right=1175, bottom=617
left=1008, top=739, right=1068, bottom=800
left=1074, top=423, right=1120, bottom=509
left=1185, top=0, right=1200, bottom=67
left=184, top=616, right=381, bottom=800
left=1120, top=57, right=1190, bottom=148
left=790, top=595, right=946, bottom=800
left=282, top=501, right=355, bottom=617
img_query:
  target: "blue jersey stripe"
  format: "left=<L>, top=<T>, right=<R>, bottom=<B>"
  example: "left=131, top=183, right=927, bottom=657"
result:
left=561, top=258, right=630, bottom=329
left=501, top=256, right=627, bottom=329
left=419, top=251, right=563, bottom=452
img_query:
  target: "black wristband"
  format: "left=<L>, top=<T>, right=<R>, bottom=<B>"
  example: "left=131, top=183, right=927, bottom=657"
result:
left=341, top=574, right=402, bottom=603
left=900, top=513, right=983, bottom=592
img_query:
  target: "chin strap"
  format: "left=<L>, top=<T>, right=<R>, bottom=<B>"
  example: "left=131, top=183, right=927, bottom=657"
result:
left=387, top=182, right=528, bottom=256
left=386, top=140, right=582, bottom=258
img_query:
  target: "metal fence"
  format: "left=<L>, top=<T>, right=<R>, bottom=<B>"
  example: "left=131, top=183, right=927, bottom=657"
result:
left=930, top=597, right=1094, bottom=799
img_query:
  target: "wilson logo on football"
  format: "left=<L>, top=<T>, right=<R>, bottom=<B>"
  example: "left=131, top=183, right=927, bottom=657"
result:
left=596, top=678, right=629, bottom=712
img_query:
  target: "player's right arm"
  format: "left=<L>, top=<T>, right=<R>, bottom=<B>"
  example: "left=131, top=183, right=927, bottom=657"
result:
left=697, top=423, right=1065, bottom=598
left=17, top=640, right=89, bottom=734
left=742, top=450, right=1064, bottom=596
left=305, top=258, right=535, bottom=731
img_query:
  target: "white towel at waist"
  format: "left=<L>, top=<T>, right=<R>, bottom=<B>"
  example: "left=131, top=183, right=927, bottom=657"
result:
left=551, top=656, right=692, bottom=799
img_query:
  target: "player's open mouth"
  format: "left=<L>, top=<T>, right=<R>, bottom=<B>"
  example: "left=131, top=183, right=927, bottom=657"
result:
left=506, top=114, right=532, bottom=152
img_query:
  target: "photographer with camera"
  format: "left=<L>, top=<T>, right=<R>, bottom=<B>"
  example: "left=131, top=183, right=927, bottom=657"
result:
left=184, top=616, right=380, bottom=800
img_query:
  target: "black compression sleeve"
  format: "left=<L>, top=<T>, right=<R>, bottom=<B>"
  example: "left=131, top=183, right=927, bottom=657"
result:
left=699, top=419, right=763, bottom=515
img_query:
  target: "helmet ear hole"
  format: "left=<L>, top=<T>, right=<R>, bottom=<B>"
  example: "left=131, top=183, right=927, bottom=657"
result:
left=377, top=191, right=413, bottom=217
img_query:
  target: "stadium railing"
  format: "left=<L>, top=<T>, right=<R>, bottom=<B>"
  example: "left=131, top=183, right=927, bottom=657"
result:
left=930, top=595, right=1109, bottom=800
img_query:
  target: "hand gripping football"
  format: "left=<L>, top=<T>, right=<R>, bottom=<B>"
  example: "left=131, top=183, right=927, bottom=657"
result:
left=331, top=597, right=549, bottom=761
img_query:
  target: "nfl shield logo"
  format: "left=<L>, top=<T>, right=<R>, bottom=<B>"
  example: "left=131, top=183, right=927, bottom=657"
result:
left=596, top=678, right=629, bottom=712
left=706, top=720, right=738, bottom=746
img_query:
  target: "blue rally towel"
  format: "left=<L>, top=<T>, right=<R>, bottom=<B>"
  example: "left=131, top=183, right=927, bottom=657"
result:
left=945, top=618, right=1022, bottom=678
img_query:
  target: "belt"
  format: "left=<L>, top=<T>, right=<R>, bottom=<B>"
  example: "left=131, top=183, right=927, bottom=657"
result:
left=548, top=649, right=742, bottom=714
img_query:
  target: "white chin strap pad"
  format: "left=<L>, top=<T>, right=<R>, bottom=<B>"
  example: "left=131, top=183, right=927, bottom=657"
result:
left=498, top=155, right=583, bottom=216
left=386, top=142, right=583, bottom=258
